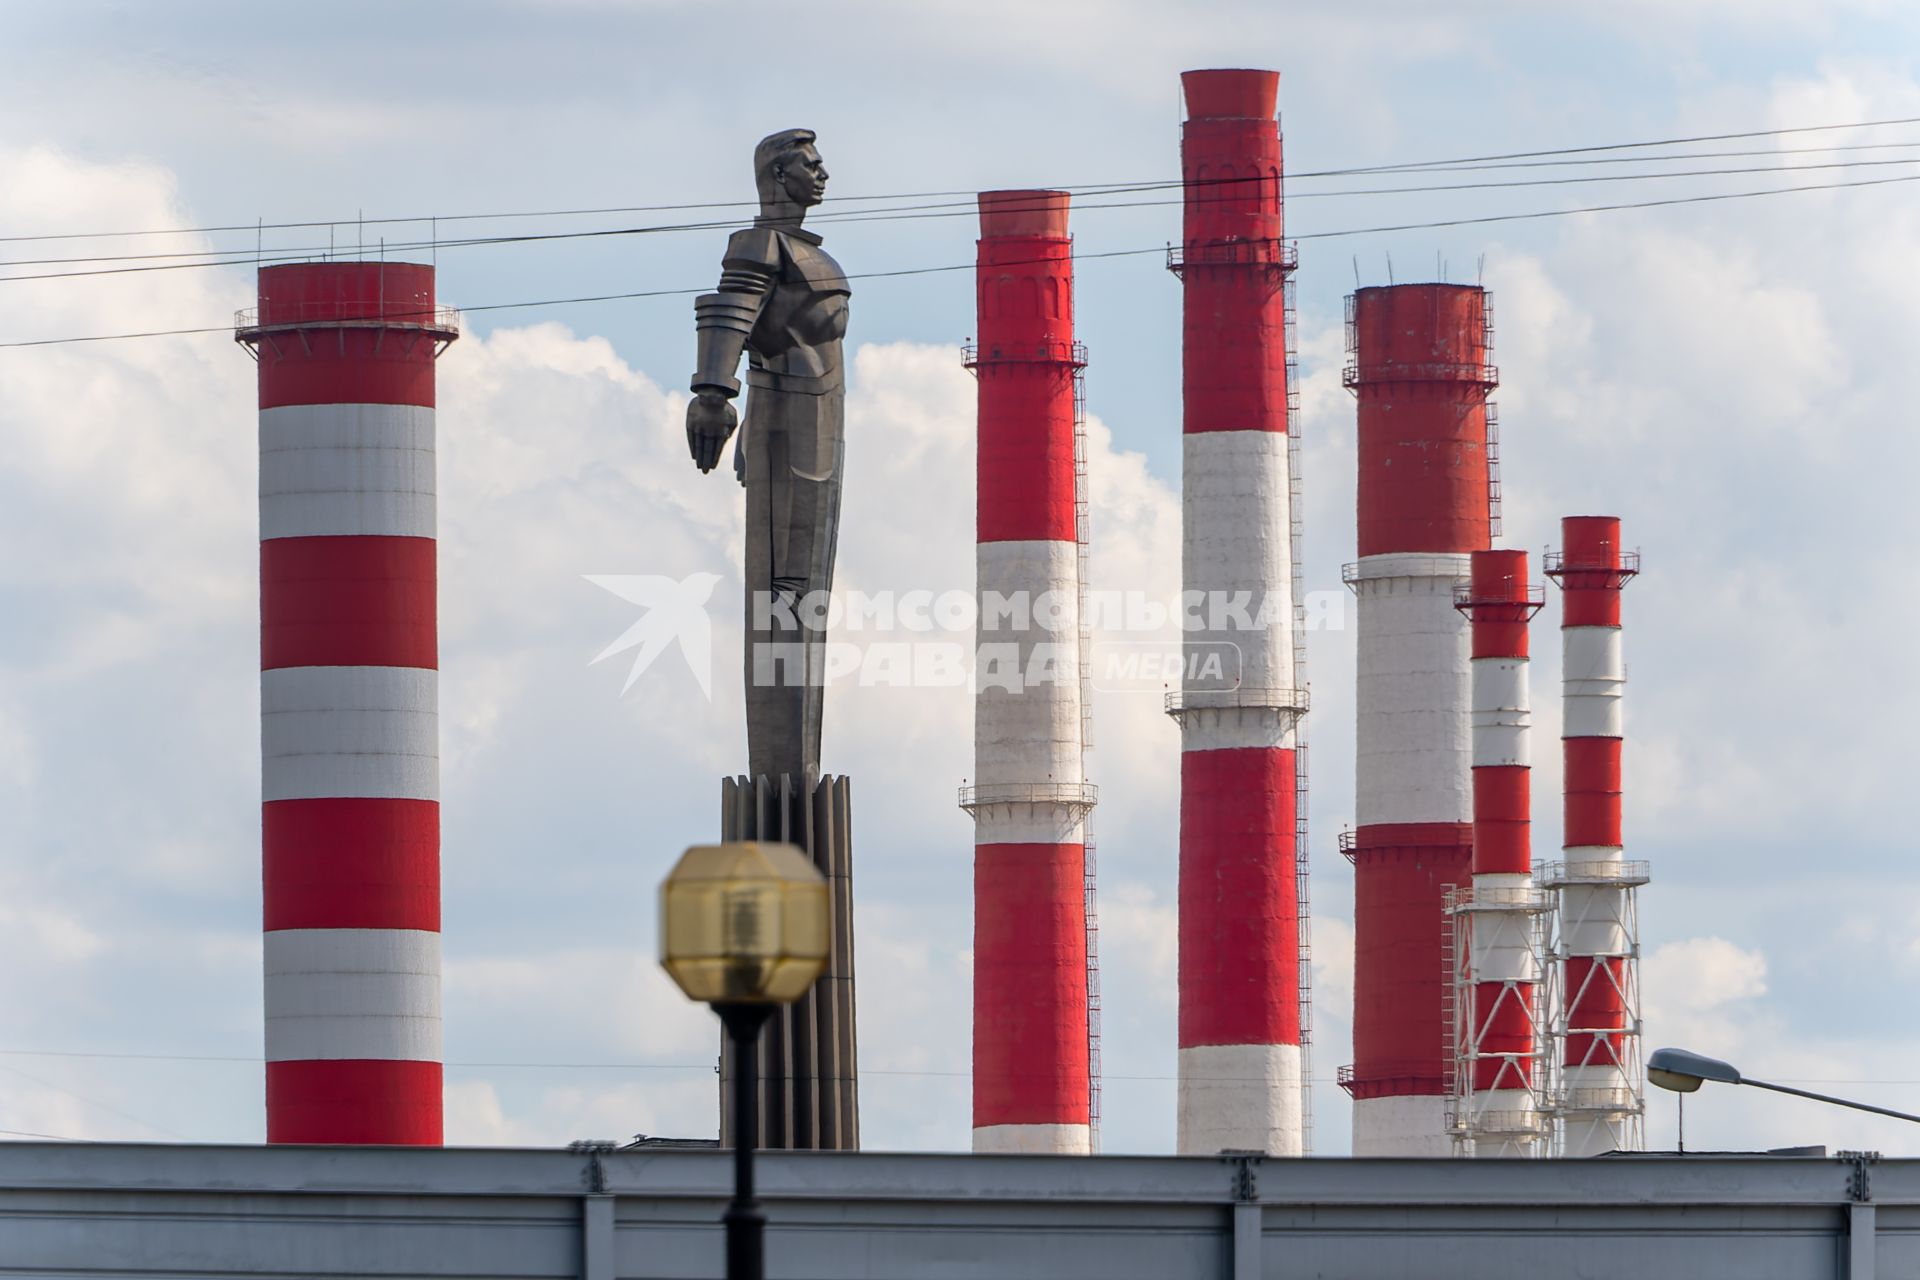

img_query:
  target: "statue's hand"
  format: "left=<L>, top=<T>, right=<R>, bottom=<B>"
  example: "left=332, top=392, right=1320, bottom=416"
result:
left=686, top=390, right=738, bottom=474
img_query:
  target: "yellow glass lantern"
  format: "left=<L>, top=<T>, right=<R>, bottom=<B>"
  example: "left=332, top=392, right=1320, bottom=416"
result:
left=659, top=842, right=830, bottom=1005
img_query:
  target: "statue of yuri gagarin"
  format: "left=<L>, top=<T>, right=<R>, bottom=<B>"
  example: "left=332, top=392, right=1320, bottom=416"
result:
left=685, top=128, right=850, bottom=785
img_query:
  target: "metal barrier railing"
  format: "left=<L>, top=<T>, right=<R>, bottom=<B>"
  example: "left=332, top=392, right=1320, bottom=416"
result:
left=1538, top=859, right=1651, bottom=887
left=1163, top=686, right=1309, bottom=716
left=957, top=781, right=1099, bottom=815
left=960, top=339, right=1086, bottom=368
left=1165, top=238, right=1298, bottom=274
left=1446, top=1107, right=1546, bottom=1137
left=1341, top=360, right=1498, bottom=389
left=1543, top=549, right=1643, bottom=579
left=234, top=303, right=460, bottom=335
left=1447, top=885, right=1555, bottom=913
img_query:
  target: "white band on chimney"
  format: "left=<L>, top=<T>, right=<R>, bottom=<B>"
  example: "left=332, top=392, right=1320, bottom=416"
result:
left=1469, top=657, right=1531, bottom=767
left=1354, top=562, right=1473, bottom=826
left=1182, top=431, right=1292, bottom=696
left=975, top=539, right=1081, bottom=788
left=1177, top=1043, right=1302, bottom=1156
left=972, top=805, right=1087, bottom=846
left=261, top=666, right=439, bottom=802
left=1563, top=626, right=1625, bottom=737
left=1352, top=1096, right=1452, bottom=1157
left=259, top=403, right=437, bottom=540
left=1560, top=883, right=1631, bottom=955
left=971, top=1123, right=1092, bottom=1155
left=263, top=928, right=442, bottom=1062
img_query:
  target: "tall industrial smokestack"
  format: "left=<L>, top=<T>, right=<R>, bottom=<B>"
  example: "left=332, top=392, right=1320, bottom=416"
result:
left=1168, top=68, right=1306, bottom=1156
left=962, top=190, right=1094, bottom=1156
left=1341, top=283, right=1496, bottom=1155
left=1451, top=549, right=1547, bottom=1156
left=239, top=263, right=455, bottom=1144
left=1544, top=517, right=1646, bottom=1155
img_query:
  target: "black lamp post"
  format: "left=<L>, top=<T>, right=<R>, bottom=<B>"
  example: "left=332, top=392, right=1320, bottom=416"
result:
left=717, top=1003, right=773, bottom=1276
left=660, top=842, right=829, bottom=1280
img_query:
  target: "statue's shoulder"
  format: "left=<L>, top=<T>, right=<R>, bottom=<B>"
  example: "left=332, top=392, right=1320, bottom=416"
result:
left=724, top=225, right=849, bottom=295
left=721, top=227, right=783, bottom=272
left=779, top=234, right=850, bottom=296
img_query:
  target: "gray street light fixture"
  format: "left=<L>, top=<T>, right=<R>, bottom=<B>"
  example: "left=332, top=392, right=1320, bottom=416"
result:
left=1648, top=1047, right=1920, bottom=1125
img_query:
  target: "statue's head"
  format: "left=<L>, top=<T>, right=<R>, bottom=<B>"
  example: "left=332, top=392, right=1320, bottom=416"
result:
left=754, top=128, right=828, bottom=212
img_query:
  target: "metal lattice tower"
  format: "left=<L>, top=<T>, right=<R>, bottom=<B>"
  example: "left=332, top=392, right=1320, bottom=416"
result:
left=1540, top=857, right=1647, bottom=1154
left=1445, top=883, right=1554, bottom=1156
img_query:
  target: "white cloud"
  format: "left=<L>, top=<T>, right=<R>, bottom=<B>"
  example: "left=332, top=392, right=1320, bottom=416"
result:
left=1097, top=881, right=1178, bottom=999
left=446, top=948, right=714, bottom=1059
left=1644, top=936, right=1769, bottom=1018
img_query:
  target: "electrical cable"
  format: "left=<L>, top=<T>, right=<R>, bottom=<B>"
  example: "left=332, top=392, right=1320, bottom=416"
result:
left=0, top=1048, right=1914, bottom=1090
left=0, top=1059, right=186, bottom=1142
left=0, top=167, right=1913, bottom=350
left=1318, top=138, right=1920, bottom=175
left=3, top=112, right=1916, bottom=247
left=0, top=1127, right=87, bottom=1141
left=8, top=152, right=1920, bottom=282
left=1318, top=112, right=1920, bottom=174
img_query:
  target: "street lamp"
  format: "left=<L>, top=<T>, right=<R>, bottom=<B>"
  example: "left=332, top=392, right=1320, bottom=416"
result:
left=1648, top=1046, right=1920, bottom=1124
left=660, top=842, right=830, bottom=1280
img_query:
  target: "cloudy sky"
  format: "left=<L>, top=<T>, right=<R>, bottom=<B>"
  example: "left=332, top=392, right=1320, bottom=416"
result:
left=2, top=0, right=1919, bottom=1157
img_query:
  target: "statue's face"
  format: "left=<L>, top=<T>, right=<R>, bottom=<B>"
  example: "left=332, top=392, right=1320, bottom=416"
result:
left=780, top=144, right=829, bottom=208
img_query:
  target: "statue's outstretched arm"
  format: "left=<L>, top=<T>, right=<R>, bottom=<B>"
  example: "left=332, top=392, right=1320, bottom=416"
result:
left=687, top=229, right=779, bottom=474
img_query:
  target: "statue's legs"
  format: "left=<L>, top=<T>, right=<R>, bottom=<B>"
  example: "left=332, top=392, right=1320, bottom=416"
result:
left=742, top=385, right=844, bottom=783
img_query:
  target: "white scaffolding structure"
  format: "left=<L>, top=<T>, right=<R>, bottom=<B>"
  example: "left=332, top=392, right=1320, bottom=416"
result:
left=1444, top=883, right=1554, bottom=1157
left=1540, top=857, right=1649, bottom=1156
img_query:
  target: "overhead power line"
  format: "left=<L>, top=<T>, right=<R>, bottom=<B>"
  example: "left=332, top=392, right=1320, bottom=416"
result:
left=0, top=168, right=1913, bottom=351
left=1321, top=112, right=1920, bottom=174
left=2, top=112, right=1916, bottom=247
left=5, top=155, right=1920, bottom=287
left=0, top=1048, right=1917, bottom=1090
left=0, top=1128, right=88, bottom=1142
left=0, top=1058, right=185, bottom=1142
left=19, top=137, right=1920, bottom=267
left=6, top=136, right=1917, bottom=269
left=1336, top=138, right=1920, bottom=175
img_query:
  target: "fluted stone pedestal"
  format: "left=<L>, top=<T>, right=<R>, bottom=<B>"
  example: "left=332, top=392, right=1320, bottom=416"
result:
left=717, top=773, right=859, bottom=1150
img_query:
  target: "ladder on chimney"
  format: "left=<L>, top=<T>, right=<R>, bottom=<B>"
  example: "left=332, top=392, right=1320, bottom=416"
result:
left=1073, top=363, right=1101, bottom=1152
left=1284, top=262, right=1314, bottom=1152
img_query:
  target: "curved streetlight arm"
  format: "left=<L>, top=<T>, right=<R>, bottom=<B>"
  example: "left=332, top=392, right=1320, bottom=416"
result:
left=1740, top=1077, right=1920, bottom=1126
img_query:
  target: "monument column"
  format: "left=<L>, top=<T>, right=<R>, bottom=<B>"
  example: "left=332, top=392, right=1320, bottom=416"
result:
left=686, top=129, right=860, bottom=1150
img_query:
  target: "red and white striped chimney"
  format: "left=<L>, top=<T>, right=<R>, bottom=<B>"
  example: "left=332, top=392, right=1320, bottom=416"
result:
left=1454, top=549, right=1545, bottom=1155
left=241, top=262, right=454, bottom=1144
left=1544, top=516, right=1644, bottom=1156
left=963, top=191, right=1092, bottom=1155
left=1342, top=284, right=1495, bottom=1155
left=1168, top=68, right=1305, bottom=1156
